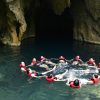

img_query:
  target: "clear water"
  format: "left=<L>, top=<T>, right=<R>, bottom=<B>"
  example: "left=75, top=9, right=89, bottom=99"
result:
left=0, top=38, right=100, bottom=100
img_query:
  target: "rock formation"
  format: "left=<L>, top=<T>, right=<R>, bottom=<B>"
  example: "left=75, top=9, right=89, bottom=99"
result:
left=71, top=0, right=100, bottom=44
left=0, top=0, right=100, bottom=46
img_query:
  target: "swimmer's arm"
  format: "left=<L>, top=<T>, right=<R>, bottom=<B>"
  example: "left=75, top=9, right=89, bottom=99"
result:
left=41, top=68, right=54, bottom=75
left=87, top=81, right=94, bottom=84
left=98, top=75, right=100, bottom=79
left=33, top=75, right=43, bottom=79
left=55, top=78, right=68, bottom=81
left=45, top=61, right=56, bottom=66
left=42, top=65, right=57, bottom=74
left=66, top=81, right=70, bottom=86
left=65, top=80, right=70, bottom=86
left=26, top=64, right=33, bottom=67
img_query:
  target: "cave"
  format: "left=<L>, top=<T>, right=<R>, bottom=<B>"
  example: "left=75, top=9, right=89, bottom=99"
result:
left=25, top=0, right=74, bottom=43
left=35, top=7, right=73, bottom=42
left=0, top=0, right=100, bottom=46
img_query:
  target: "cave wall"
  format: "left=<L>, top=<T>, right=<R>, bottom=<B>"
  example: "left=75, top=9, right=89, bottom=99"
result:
left=0, top=0, right=100, bottom=46
left=0, top=0, right=26, bottom=46
left=71, top=0, right=100, bottom=44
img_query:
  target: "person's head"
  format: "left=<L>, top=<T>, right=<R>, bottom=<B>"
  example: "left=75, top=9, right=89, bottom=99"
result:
left=59, top=56, right=65, bottom=60
left=47, top=74, right=53, bottom=78
left=93, top=74, right=98, bottom=78
left=40, top=56, right=45, bottom=60
left=21, top=62, right=25, bottom=66
left=32, top=58, right=36, bottom=62
left=73, top=79, right=80, bottom=86
left=75, top=55, right=80, bottom=60
left=89, top=58, right=94, bottom=62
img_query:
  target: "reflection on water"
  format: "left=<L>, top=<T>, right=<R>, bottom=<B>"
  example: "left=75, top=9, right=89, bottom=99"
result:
left=0, top=38, right=100, bottom=100
left=73, top=41, right=100, bottom=63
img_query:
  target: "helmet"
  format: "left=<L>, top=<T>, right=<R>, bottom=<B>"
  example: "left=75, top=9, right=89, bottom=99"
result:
left=47, top=74, right=53, bottom=78
left=89, top=58, right=94, bottom=62
left=32, top=58, right=36, bottom=61
left=93, top=74, right=98, bottom=78
left=74, top=79, right=79, bottom=86
left=76, top=55, right=80, bottom=59
left=21, top=62, right=25, bottom=66
left=40, top=56, right=45, bottom=60
left=75, top=55, right=80, bottom=61
left=59, top=56, right=65, bottom=60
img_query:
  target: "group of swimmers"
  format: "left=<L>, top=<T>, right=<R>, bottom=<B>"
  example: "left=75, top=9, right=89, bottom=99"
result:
left=19, top=56, right=100, bottom=89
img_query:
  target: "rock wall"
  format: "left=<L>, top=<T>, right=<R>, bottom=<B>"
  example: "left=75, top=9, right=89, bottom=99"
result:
left=71, top=0, right=100, bottom=44
left=0, top=0, right=100, bottom=46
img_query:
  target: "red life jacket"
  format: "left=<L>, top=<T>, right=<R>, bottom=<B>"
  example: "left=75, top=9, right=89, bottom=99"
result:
left=20, top=64, right=27, bottom=72
left=90, top=78, right=99, bottom=84
left=70, top=81, right=80, bottom=88
left=20, top=64, right=24, bottom=68
left=98, top=63, right=100, bottom=68
left=45, top=76, right=55, bottom=82
left=31, top=61, right=37, bottom=65
left=87, top=60, right=94, bottom=65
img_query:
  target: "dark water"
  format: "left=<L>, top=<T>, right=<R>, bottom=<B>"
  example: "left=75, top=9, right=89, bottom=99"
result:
left=0, top=38, right=100, bottom=100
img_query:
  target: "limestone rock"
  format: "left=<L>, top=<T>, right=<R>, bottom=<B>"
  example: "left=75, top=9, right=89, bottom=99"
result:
left=71, top=0, right=100, bottom=44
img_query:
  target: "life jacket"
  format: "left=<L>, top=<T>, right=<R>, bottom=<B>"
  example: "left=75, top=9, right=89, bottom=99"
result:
left=90, top=77, right=99, bottom=84
left=20, top=64, right=27, bottom=72
left=70, top=81, right=80, bottom=88
left=40, top=56, right=46, bottom=61
left=20, top=63, right=25, bottom=68
left=31, top=61, right=37, bottom=65
left=87, top=58, right=95, bottom=65
left=74, top=58, right=82, bottom=63
left=87, top=61, right=94, bottom=65
left=98, top=63, right=100, bottom=68
left=45, top=76, right=56, bottom=82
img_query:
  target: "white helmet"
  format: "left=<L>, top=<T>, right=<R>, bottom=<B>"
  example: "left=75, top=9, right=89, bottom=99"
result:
left=21, top=61, right=25, bottom=66
left=32, top=58, right=36, bottom=61
left=40, top=56, right=45, bottom=60
left=89, top=58, right=94, bottom=62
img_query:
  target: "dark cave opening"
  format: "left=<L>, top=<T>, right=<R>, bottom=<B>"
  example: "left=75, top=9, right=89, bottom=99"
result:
left=25, top=0, right=74, bottom=43
left=35, top=6, right=74, bottom=42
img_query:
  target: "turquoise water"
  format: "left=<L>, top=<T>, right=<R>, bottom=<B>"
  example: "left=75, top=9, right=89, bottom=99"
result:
left=0, top=38, right=100, bottom=100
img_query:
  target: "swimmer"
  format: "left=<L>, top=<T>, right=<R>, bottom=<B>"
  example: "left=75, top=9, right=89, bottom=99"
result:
left=40, top=56, right=46, bottom=62
left=98, top=63, right=100, bottom=68
left=66, top=79, right=81, bottom=88
left=59, top=56, right=66, bottom=63
left=66, top=78, right=89, bottom=88
left=30, top=58, right=37, bottom=65
left=26, top=68, right=45, bottom=80
left=45, top=74, right=57, bottom=82
left=87, top=58, right=96, bottom=66
left=19, top=62, right=27, bottom=72
left=71, top=55, right=83, bottom=65
left=87, top=74, right=100, bottom=84
left=53, top=70, right=68, bottom=81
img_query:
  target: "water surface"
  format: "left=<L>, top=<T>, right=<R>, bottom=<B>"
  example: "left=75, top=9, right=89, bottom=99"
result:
left=0, top=38, right=100, bottom=100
